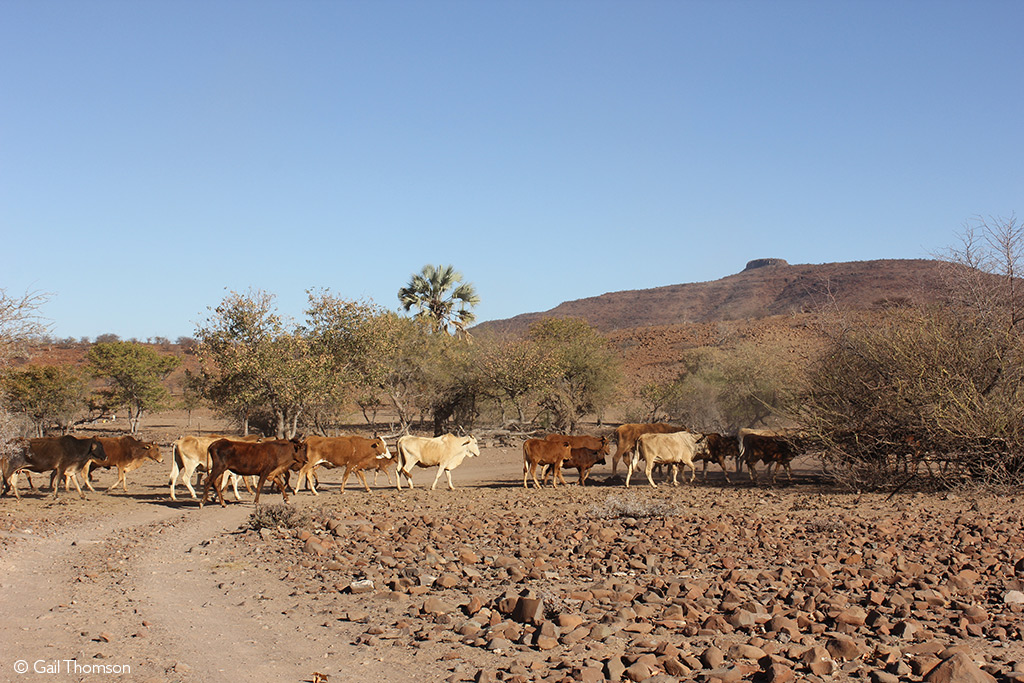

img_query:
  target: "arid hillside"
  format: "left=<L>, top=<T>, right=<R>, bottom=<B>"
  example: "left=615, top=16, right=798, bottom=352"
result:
left=474, top=258, right=952, bottom=335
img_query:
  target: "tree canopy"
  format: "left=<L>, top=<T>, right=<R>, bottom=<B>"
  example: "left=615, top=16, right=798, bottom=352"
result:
left=398, top=264, right=480, bottom=336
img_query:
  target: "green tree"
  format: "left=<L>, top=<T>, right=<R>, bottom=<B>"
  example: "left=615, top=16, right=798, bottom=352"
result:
left=193, top=289, right=318, bottom=438
left=398, top=264, right=480, bottom=336
left=529, top=318, right=621, bottom=431
left=301, top=290, right=396, bottom=433
left=476, top=336, right=559, bottom=426
left=3, top=364, right=88, bottom=436
left=87, top=341, right=180, bottom=433
left=0, top=289, right=49, bottom=451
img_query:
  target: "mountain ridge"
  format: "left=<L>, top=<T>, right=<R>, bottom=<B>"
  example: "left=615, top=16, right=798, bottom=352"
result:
left=475, top=258, right=950, bottom=335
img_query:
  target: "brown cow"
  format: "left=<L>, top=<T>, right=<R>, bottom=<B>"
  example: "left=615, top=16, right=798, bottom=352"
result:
left=293, top=435, right=392, bottom=494
left=200, top=438, right=307, bottom=508
left=523, top=438, right=572, bottom=489
left=699, top=433, right=736, bottom=482
left=84, top=435, right=163, bottom=492
left=169, top=434, right=261, bottom=501
left=611, top=423, right=685, bottom=475
left=542, top=446, right=605, bottom=487
left=741, top=433, right=795, bottom=484
left=3, top=436, right=107, bottom=499
left=544, top=433, right=610, bottom=458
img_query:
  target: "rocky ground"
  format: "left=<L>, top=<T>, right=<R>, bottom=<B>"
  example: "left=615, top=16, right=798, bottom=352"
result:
left=1, top=442, right=1023, bottom=683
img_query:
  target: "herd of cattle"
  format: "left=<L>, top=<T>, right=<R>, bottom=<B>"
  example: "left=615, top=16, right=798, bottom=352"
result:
left=0, top=423, right=799, bottom=504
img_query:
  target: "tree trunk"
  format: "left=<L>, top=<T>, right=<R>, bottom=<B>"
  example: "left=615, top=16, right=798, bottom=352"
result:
left=275, top=409, right=286, bottom=439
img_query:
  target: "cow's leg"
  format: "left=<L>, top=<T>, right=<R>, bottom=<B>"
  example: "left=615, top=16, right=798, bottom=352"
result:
left=670, top=463, right=680, bottom=487
left=444, top=468, right=456, bottom=490
left=687, top=460, right=696, bottom=483
left=169, top=457, right=182, bottom=500
left=340, top=466, right=353, bottom=493
left=106, top=467, right=124, bottom=493
left=430, top=466, right=446, bottom=491
left=357, top=469, right=370, bottom=493
left=200, top=466, right=218, bottom=508
left=271, top=474, right=289, bottom=502
left=747, top=461, right=759, bottom=484
left=530, top=462, right=543, bottom=489
left=645, top=461, right=658, bottom=488
left=625, top=457, right=635, bottom=488
left=183, top=461, right=200, bottom=499
left=82, top=462, right=98, bottom=492
left=9, top=471, right=21, bottom=500
left=556, top=464, right=568, bottom=487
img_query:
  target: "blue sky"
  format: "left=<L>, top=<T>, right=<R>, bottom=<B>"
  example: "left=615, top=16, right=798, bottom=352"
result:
left=2, top=1, right=1022, bottom=340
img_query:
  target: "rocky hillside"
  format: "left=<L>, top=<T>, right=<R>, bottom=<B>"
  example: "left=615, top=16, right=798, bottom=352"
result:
left=475, top=258, right=952, bottom=335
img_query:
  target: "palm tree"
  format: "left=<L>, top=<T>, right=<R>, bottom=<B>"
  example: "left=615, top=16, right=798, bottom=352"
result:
left=398, top=264, right=480, bottom=336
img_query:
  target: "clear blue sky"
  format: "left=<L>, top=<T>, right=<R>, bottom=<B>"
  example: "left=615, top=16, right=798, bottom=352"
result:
left=2, top=1, right=1022, bottom=341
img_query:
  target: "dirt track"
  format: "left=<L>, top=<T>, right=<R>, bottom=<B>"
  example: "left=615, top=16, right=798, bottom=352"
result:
left=2, top=437, right=1023, bottom=683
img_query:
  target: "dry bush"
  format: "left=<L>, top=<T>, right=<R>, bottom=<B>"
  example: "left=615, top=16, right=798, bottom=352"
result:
left=589, top=493, right=678, bottom=519
left=248, top=503, right=312, bottom=531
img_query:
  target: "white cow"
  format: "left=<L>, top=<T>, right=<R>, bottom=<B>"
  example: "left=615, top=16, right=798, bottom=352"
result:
left=627, top=430, right=709, bottom=488
left=395, top=434, right=480, bottom=490
left=169, top=435, right=257, bottom=501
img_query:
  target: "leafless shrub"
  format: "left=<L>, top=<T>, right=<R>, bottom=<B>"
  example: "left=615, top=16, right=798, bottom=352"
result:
left=802, top=215, right=1024, bottom=491
left=589, top=493, right=678, bottom=519
left=248, top=503, right=311, bottom=531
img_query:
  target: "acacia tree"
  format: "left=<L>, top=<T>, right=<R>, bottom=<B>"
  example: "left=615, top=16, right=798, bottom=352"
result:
left=529, top=318, right=621, bottom=432
left=0, top=289, right=49, bottom=450
left=476, top=336, right=559, bottom=426
left=3, top=365, right=88, bottom=436
left=193, top=290, right=320, bottom=438
left=398, top=264, right=480, bottom=336
left=88, top=341, right=181, bottom=433
left=301, top=291, right=396, bottom=433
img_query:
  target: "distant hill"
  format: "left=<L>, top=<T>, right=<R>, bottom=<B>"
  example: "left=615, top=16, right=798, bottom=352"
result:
left=474, top=258, right=953, bottom=335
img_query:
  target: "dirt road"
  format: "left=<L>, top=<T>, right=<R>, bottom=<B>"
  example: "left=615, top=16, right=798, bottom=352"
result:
left=2, top=441, right=1022, bottom=683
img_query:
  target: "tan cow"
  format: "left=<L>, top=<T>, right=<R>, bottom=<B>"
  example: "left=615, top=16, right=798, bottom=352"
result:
left=627, top=430, right=710, bottom=488
left=293, top=435, right=391, bottom=494
left=611, top=423, right=685, bottom=475
left=523, top=438, right=572, bottom=489
left=395, top=434, right=479, bottom=490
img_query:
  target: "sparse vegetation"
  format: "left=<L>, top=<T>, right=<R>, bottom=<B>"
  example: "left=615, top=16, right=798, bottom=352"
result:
left=248, top=503, right=312, bottom=531
left=589, top=493, right=678, bottom=519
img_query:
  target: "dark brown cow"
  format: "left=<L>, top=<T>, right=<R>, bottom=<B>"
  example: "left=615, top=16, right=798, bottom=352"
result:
left=741, top=433, right=796, bottom=484
left=699, top=433, right=737, bottom=482
left=611, top=423, right=685, bottom=475
left=542, top=446, right=605, bottom=487
left=523, top=438, right=571, bottom=489
left=84, top=436, right=163, bottom=492
left=3, top=436, right=107, bottom=499
left=544, top=433, right=610, bottom=459
left=293, top=435, right=392, bottom=494
left=200, top=438, right=307, bottom=508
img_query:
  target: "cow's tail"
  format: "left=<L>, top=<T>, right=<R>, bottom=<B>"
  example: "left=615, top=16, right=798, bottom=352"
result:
left=395, top=439, right=408, bottom=489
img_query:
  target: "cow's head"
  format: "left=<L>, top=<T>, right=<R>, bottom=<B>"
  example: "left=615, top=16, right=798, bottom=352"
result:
left=374, top=437, right=392, bottom=460
left=289, top=439, right=308, bottom=470
left=88, top=439, right=107, bottom=462
left=142, top=441, right=163, bottom=463
left=463, top=436, right=480, bottom=458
